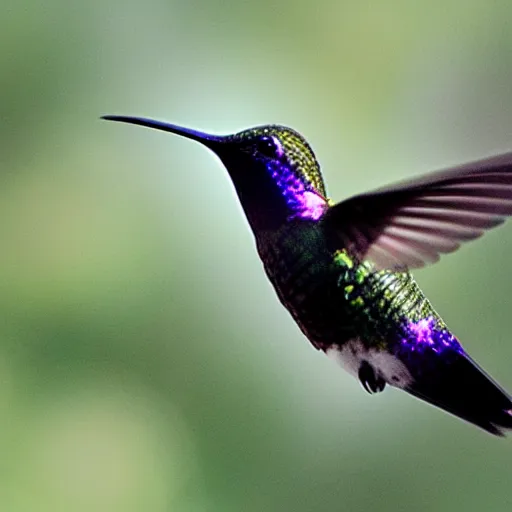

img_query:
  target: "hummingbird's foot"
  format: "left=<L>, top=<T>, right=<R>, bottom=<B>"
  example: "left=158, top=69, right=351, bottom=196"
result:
left=358, top=361, right=386, bottom=394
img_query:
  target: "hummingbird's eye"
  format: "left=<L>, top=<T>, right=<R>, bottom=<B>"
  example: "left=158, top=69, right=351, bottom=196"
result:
left=256, top=135, right=283, bottom=159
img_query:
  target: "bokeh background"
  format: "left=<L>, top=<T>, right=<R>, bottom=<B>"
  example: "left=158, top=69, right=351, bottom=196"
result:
left=2, top=1, right=512, bottom=511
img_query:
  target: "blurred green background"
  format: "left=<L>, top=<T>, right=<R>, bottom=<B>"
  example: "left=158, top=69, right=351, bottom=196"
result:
left=2, top=1, right=512, bottom=511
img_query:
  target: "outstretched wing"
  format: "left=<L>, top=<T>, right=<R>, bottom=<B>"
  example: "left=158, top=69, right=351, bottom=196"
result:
left=323, top=153, right=512, bottom=269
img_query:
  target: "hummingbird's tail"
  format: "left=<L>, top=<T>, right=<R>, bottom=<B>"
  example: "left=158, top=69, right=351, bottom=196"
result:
left=404, top=352, right=512, bottom=436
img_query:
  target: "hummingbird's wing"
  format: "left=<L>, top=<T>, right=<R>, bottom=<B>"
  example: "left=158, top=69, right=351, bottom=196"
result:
left=323, top=152, right=512, bottom=269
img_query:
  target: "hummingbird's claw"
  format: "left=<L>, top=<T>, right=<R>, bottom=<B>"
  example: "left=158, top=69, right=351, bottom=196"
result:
left=358, top=361, right=386, bottom=394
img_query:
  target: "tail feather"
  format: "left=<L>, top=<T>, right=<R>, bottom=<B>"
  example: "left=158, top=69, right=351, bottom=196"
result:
left=404, top=353, right=512, bottom=436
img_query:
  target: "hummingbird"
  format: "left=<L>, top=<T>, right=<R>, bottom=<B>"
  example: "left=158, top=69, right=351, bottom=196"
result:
left=102, top=114, right=512, bottom=436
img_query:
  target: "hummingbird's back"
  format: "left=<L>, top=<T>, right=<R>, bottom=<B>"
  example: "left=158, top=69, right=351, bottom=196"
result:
left=256, top=218, right=435, bottom=351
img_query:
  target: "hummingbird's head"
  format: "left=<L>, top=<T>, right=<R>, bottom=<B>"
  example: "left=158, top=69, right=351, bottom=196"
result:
left=226, top=124, right=326, bottom=197
left=102, top=116, right=329, bottom=232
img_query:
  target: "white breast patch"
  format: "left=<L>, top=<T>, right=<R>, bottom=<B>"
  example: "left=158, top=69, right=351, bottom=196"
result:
left=326, top=338, right=413, bottom=389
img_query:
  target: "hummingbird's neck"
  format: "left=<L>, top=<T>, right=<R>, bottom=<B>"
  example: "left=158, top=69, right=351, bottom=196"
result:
left=266, top=158, right=328, bottom=221
left=221, top=154, right=329, bottom=232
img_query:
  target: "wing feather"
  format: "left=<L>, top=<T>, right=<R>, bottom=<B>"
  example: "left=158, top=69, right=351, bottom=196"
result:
left=323, top=152, right=512, bottom=269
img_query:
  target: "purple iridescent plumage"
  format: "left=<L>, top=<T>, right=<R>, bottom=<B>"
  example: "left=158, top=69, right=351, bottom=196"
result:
left=400, top=316, right=464, bottom=355
left=266, top=160, right=327, bottom=221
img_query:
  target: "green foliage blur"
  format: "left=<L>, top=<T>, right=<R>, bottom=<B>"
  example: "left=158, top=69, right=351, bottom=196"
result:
left=2, top=1, right=512, bottom=511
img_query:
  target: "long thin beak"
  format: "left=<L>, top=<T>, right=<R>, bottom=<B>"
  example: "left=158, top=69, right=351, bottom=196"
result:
left=101, top=115, right=225, bottom=149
